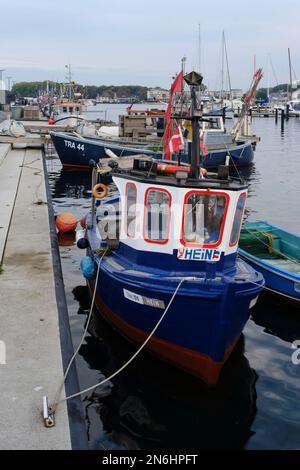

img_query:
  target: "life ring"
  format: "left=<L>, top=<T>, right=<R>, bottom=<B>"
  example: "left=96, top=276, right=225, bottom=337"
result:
left=92, top=183, right=108, bottom=199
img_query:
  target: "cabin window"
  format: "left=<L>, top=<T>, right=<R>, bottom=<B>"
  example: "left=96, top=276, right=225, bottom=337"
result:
left=62, top=107, right=67, bottom=113
left=76, top=107, right=80, bottom=112
left=230, top=193, right=246, bottom=246
left=182, top=192, right=228, bottom=247
left=69, top=107, right=73, bottom=113
left=125, top=183, right=137, bottom=238
left=144, top=189, right=171, bottom=244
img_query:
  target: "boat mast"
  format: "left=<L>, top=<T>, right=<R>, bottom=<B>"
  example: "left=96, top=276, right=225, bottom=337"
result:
left=267, top=54, right=270, bottom=102
left=65, top=64, right=72, bottom=100
left=223, top=31, right=232, bottom=103
left=221, top=32, right=225, bottom=104
left=183, top=71, right=203, bottom=178
left=198, top=24, right=201, bottom=73
left=288, top=48, right=293, bottom=100
left=180, top=56, right=186, bottom=114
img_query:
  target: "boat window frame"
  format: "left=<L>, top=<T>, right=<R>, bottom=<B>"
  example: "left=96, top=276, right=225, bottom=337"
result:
left=180, top=189, right=230, bottom=248
left=143, top=187, right=172, bottom=245
left=125, top=182, right=137, bottom=238
left=229, top=192, right=247, bottom=247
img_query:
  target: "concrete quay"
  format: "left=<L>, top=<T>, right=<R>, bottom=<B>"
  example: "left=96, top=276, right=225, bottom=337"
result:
left=0, top=144, right=86, bottom=449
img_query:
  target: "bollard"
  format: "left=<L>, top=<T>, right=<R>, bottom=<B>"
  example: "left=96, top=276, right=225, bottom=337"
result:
left=275, top=107, right=278, bottom=123
left=281, top=109, right=285, bottom=131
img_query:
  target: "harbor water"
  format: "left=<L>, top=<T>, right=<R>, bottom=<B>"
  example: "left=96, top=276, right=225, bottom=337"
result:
left=46, top=115, right=300, bottom=450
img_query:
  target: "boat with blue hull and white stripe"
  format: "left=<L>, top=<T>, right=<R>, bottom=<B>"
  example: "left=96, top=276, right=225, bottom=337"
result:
left=238, top=221, right=300, bottom=304
left=50, top=130, right=254, bottom=170
left=77, top=72, right=264, bottom=385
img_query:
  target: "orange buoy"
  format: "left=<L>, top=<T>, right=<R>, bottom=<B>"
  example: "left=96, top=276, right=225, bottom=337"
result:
left=157, top=164, right=207, bottom=177
left=55, top=212, right=78, bottom=233
left=157, top=163, right=190, bottom=174
left=80, top=214, right=87, bottom=229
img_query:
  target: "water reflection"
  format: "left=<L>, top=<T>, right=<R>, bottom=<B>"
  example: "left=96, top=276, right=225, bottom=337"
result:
left=51, top=169, right=92, bottom=200
left=57, top=231, right=76, bottom=247
left=251, top=293, right=300, bottom=344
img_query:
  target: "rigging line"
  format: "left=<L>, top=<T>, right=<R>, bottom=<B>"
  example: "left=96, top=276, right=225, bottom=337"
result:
left=51, top=247, right=108, bottom=412
left=54, top=278, right=185, bottom=404
left=241, top=226, right=300, bottom=266
left=291, top=65, right=298, bottom=83
left=216, top=129, right=244, bottom=182
left=269, top=56, right=279, bottom=87
left=238, top=274, right=300, bottom=302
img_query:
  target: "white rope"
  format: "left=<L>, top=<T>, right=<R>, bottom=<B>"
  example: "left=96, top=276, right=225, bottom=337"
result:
left=51, top=248, right=108, bottom=411
left=246, top=277, right=300, bottom=302
left=54, top=278, right=185, bottom=406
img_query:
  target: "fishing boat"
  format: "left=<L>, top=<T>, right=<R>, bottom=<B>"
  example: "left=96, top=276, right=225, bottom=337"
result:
left=50, top=126, right=253, bottom=170
left=77, top=72, right=264, bottom=385
left=238, top=221, right=300, bottom=303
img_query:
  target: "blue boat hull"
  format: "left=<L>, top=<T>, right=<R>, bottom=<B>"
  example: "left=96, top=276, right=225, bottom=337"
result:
left=50, top=132, right=254, bottom=170
left=86, top=241, right=263, bottom=384
left=238, top=250, right=300, bottom=302
left=239, top=221, right=300, bottom=303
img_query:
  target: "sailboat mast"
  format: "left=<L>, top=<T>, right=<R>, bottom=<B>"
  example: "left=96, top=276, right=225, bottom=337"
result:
left=198, top=24, right=201, bottom=72
left=288, top=48, right=293, bottom=100
left=221, top=31, right=224, bottom=103
left=267, top=54, right=270, bottom=101
left=223, top=32, right=232, bottom=102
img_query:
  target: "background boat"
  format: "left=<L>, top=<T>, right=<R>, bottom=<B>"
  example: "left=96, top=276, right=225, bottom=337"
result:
left=238, top=221, right=300, bottom=304
left=50, top=130, right=254, bottom=170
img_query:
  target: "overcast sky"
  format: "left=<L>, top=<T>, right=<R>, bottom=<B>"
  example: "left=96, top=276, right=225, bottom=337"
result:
left=0, top=0, right=299, bottom=91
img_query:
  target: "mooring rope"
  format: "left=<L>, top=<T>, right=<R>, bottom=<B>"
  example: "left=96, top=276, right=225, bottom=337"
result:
left=51, top=247, right=108, bottom=412
left=244, top=277, right=300, bottom=302
left=50, top=266, right=184, bottom=413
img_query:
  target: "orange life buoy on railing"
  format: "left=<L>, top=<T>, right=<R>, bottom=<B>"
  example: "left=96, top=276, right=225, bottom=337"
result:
left=92, top=183, right=108, bottom=199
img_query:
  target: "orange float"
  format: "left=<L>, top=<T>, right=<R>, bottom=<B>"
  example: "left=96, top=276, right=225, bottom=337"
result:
left=157, top=164, right=207, bottom=177
left=55, top=212, right=78, bottom=233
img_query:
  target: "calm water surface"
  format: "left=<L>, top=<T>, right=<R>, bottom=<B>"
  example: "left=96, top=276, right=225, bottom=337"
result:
left=46, top=116, right=300, bottom=450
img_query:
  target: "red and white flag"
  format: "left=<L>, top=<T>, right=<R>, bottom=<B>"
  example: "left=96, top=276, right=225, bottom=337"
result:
left=163, top=71, right=183, bottom=146
left=165, top=125, right=184, bottom=160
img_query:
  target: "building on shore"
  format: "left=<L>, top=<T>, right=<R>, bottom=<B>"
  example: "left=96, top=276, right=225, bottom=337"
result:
left=147, top=87, right=170, bottom=102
